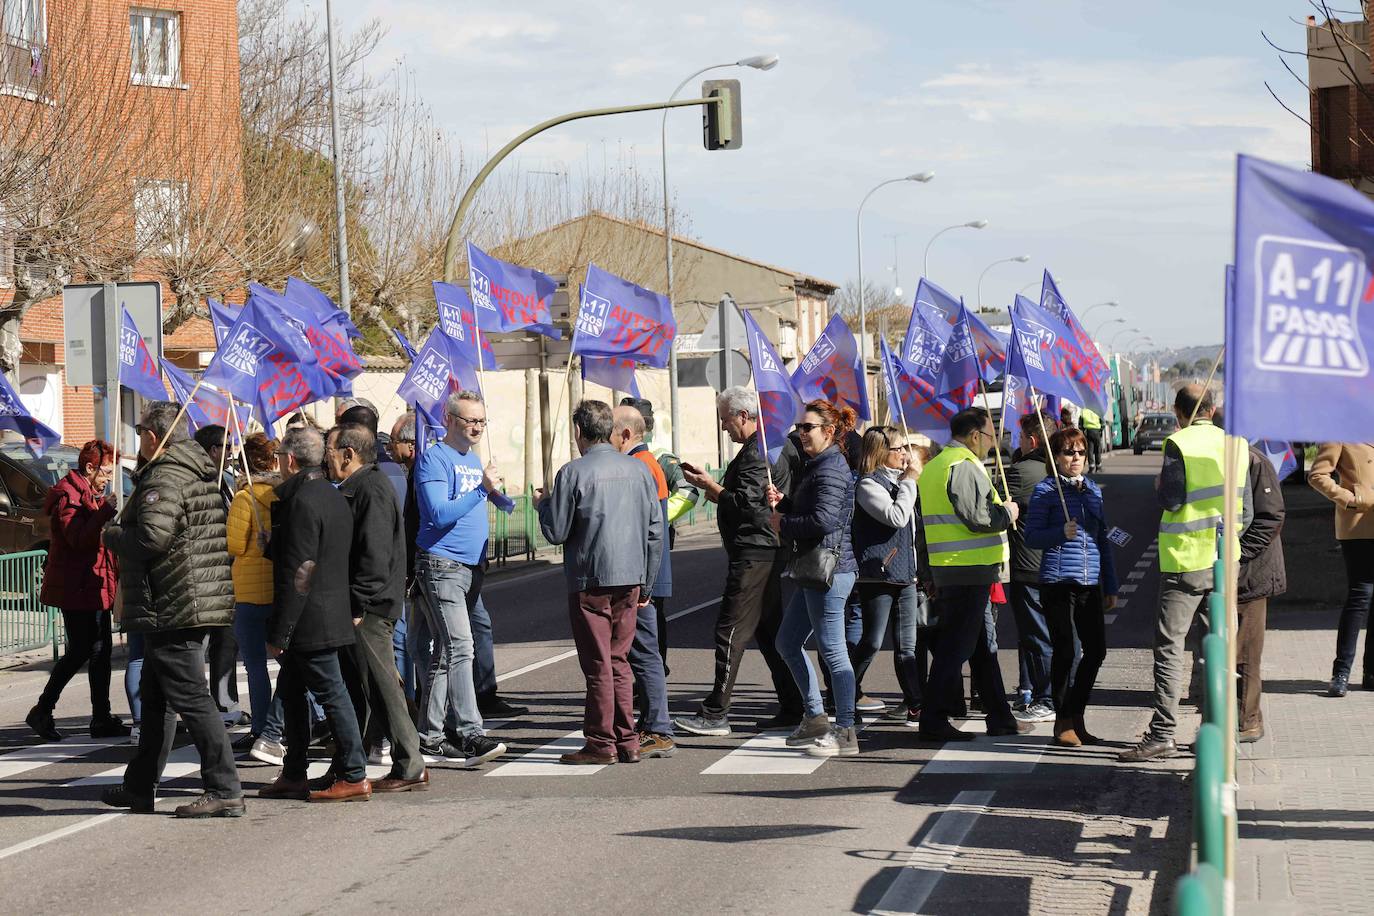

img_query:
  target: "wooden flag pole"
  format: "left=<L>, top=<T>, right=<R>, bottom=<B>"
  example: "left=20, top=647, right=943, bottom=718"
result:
left=752, top=386, right=776, bottom=494
left=1189, top=346, right=1226, bottom=427
left=978, top=378, right=1012, bottom=502
left=146, top=379, right=205, bottom=466
left=228, top=398, right=265, bottom=543
left=1030, top=385, right=1071, bottom=521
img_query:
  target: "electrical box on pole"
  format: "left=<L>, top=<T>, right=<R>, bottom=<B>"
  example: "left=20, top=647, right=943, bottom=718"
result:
left=702, top=79, right=742, bottom=150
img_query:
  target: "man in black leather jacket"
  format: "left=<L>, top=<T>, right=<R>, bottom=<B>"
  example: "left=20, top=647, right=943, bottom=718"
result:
left=674, top=386, right=802, bottom=737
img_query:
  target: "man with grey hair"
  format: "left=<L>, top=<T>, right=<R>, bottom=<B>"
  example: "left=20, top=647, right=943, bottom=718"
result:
left=674, top=386, right=802, bottom=736
left=260, top=426, right=371, bottom=802
left=100, top=401, right=243, bottom=818
left=326, top=423, right=428, bottom=792
left=413, top=390, right=506, bottom=767
left=536, top=400, right=662, bottom=764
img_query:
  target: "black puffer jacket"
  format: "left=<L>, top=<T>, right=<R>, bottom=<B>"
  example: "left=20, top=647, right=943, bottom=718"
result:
left=1239, top=446, right=1287, bottom=602
left=778, top=443, right=857, bottom=575
left=104, top=439, right=234, bottom=633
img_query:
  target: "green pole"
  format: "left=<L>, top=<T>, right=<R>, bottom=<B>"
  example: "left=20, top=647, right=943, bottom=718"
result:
left=442, top=97, right=722, bottom=283
left=1194, top=723, right=1226, bottom=869
left=1203, top=633, right=1227, bottom=730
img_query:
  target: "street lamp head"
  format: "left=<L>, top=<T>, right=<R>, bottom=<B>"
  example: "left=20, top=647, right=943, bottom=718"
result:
left=906, top=171, right=936, bottom=183
left=893, top=286, right=903, bottom=300
left=1011, top=255, right=1031, bottom=263
left=967, top=219, right=989, bottom=229
left=737, top=54, right=780, bottom=70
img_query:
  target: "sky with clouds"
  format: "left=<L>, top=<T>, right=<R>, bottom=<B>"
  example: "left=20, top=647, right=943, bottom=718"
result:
left=320, top=0, right=1317, bottom=349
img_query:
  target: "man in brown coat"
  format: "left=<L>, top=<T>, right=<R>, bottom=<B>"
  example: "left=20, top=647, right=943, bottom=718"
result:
left=1308, top=443, right=1374, bottom=696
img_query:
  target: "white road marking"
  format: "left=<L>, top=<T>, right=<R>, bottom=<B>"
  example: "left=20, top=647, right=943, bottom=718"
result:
left=67, top=744, right=202, bottom=787
left=485, top=731, right=608, bottom=776
left=0, top=813, right=127, bottom=863
left=921, top=734, right=1048, bottom=774
left=1118, top=584, right=1138, bottom=594
left=702, top=716, right=876, bottom=776
left=1127, top=571, right=1146, bottom=581
left=1104, top=614, right=1118, bottom=625
left=869, top=790, right=996, bottom=915
left=0, top=740, right=123, bottom=782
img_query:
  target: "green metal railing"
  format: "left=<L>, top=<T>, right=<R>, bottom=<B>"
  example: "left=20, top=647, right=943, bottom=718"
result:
left=0, top=549, right=64, bottom=658
left=482, top=467, right=725, bottom=567
left=1173, top=557, right=1231, bottom=916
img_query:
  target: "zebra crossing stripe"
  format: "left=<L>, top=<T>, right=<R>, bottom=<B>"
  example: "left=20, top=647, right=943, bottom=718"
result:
left=0, top=740, right=123, bottom=782
left=485, top=731, right=609, bottom=776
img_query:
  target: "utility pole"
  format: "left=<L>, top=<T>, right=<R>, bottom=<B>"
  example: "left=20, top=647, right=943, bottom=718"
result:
left=325, top=0, right=351, bottom=314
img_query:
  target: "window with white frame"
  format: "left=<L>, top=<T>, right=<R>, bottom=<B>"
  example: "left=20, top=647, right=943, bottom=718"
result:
left=2, top=0, right=46, bottom=95
left=129, top=8, right=180, bottom=86
left=134, top=178, right=188, bottom=255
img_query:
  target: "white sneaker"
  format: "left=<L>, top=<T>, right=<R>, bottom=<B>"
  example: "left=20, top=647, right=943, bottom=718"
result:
left=128, top=724, right=140, bottom=745
left=805, top=725, right=859, bottom=758
left=1014, top=700, right=1056, bottom=723
left=368, top=740, right=393, bottom=767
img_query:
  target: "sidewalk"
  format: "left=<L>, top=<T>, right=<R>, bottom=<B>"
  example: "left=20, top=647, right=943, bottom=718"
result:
left=1236, top=482, right=1374, bottom=914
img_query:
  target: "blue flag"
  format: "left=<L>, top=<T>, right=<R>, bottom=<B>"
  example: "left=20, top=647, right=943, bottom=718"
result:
left=743, top=309, right=801, bottom=464
left=581, top=356, right=641, bottom=398
left=466, top=242, right=561, bottom=338
left=1256, top=439, right=1297, bottom=481
left=208, top=299, right=240, bottom=346
left=1229, top=155, right=1374, bottom=441
left=118, top=307, right=167, bottom=401
left=1040, top=270, right=1110, bottom=409
left=202, top=290, right=332, bottom=424
left=911, top=277, right=961, bottom=328
left=162, top=359, right=258, bottom=440
left=284, top=276, right=363, bottom=340
left=1011, top=295, right=1108, bottom=414
left=1002, top=372, right=1030, bottom=451
left=432, top=282, right=499, bottom=372
left=396, top=328, right=457, bottom=422
left=251, top=283, right=361, bottom=394
left=901, top=301, right=951, bottom=383
left=573, top=263, right=676, bottom=368
left=966, top=308, right=1007, bottom=382
left=0, top=372, right=59, bottom=457
left=878, top=339, right=961, bottom=443
left=1007, top=300, right=1085, bottom=407
left=935, top=301, right=988, bottom=395
left=791, top=313, right=870, bottom=420
left=392, top=327, right=418, bottom=361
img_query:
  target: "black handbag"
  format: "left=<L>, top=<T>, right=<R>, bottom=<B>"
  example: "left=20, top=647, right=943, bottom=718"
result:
left=785, top=540, right=840, bottom=590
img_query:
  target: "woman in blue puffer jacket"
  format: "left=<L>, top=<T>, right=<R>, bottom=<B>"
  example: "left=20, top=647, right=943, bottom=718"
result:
left=1024, top=426, right=1119, bottom=748
left=766, top=399, right=858, bottom=758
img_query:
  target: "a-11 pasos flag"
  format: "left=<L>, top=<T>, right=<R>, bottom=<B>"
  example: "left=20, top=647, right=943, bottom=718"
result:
left=743, top=309, right=801, bottom=464
left=0, top=371, right=59, bottom=457
left=966, top=307, right=1007, bottom=382
left=392, top=327, right=418, bottom=362
left=396, top=325, right=483, bottom=419
left=118, top=307, right=167, bottom=401
left=208, top=299, right=240, bottom=346
left=1040, top=269, right=1110, bottom=408
left=879, top=339, right=960, bottom=444
left=160, top=359, right=257, bottom=441
left=1007, top=299, right=1086, bottom=409
left=202, top=290, right=331, bottom=424
left=1010, top=295, right=1108, bottom=414
left=573, top=263, right=675, bottom=368
left=466, top=242, right=562, bottom=339
left=251, top=283, right=361, bottom=396
left=935, top=301, right=992, bottom=395
left=1229, top=155, right=1374, bottom=441
left=432, top=282, right=499, bottom=373
left=284, top=276, right=363, bottom=341
left=581, top=356, right=641, bottom=398
left=791, top=313, right=870, bottom=421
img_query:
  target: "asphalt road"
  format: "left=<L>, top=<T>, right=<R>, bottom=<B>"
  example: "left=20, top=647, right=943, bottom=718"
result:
left=0, top=451, right=1191, bottom=915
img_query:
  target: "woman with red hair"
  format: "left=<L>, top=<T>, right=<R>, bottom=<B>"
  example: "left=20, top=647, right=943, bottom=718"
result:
left=26, top=440, right=128, bottom=741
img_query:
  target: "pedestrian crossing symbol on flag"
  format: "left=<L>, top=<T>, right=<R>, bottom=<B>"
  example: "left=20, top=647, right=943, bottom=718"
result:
left=799, top=333, right=834, bottom=374
left=577, top=288, right=610, bottom=338
left=438, top=300, right=466, bottom=342
left=1253, top=236, right=1368, bottom=377
left=223, top=323, right=273, bottom=376
left=470, top=267, right=498, bottom=312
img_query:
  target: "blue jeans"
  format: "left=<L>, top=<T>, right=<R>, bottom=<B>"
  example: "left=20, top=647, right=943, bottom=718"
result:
left=468, top=593, right=497, bottom=702
left=393, top=612, right=415, bottom=702
left=1009, top=583, right=1052, bottom=704
left=125, top=632, right=145, bottom=724
left=416, top=551, right=484, bottom=743
left=407, top=589, right=458, bottom=731
left=279, top=647, right=366, bottom=783
left=629, top=600, right=673, bottom=735
left=778, top=571, right=858, bottom=729
left=232, top=602, right=274, bottom=736
left=851, top=584, right=895, bottom=694
left=859, top=583, right=931, bottom=709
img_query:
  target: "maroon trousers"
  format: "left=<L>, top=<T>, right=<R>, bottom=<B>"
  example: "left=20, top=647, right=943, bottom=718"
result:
left=568, top=586, right=641, bottom=755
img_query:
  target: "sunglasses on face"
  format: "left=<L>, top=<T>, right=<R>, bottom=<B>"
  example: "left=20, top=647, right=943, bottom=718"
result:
left=795, top=422, right=832, bottom=433
left=1060, top=449, right=1087, bottom=456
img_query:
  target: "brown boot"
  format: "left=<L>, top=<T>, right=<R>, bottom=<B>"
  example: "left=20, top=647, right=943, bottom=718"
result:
left=1074, top=715, right=1101, bottom=745
left=1052, top=717, right=1082, bottom=747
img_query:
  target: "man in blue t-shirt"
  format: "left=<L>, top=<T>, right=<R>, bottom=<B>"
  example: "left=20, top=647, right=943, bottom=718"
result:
left=413, top=390, right=506, bottom=768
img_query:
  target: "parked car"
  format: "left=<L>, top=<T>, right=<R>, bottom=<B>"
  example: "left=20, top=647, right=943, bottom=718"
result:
left=0, top=443, right=84, bottom=554
left=1133, top=413, right=1178, bottom=455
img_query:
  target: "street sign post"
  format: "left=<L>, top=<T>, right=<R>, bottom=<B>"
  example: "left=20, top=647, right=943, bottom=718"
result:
left=62, top=282, right=163, bottom=482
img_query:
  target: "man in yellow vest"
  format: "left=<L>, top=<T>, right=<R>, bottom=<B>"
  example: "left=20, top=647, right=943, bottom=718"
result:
left=1079, top=407, right=1104, bottom=473
left=1119, top=384, right=1249, bottom=762
left=917, top=407, right=1033, bottom=741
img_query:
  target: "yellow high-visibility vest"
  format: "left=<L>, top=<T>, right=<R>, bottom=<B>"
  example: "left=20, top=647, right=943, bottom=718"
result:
left=1158, top=421, right=1247, bottom=573
left=917, top=444, right=1009, bottom=568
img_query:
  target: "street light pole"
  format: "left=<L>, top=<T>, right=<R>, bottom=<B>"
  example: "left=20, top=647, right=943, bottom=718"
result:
left=661, top=54, right=777, bottom=455
left=922, top=219, right=988, bottom=278
left=976, top=255, right=1031, bottom=311
left=1080, top=300, right=1119, bottom=321
left=1108, top=326, right=1141, bottom=350
left=324, top=0, right=350, bottom=314
left=856, top=173, right=934, bottom=359
left=1092, top=316, right=1127, bottom=338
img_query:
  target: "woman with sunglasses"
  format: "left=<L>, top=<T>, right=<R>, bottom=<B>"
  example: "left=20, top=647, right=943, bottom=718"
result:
left=851, top=426, right=933, bottom=725
left=1024, top=426, right=1118, bottom=747
left=766, top=400, right=860, bottom=757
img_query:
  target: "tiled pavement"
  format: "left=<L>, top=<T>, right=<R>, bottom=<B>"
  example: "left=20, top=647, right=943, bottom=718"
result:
left=1235, top=485, right=1374, bottom=915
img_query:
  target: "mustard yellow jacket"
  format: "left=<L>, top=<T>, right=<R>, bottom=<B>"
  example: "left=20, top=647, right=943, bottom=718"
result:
left=226, top=477, right=279, bottom=605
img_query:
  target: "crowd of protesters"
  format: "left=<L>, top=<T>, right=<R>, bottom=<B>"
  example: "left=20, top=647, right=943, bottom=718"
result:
left=21, top=378, right=1302, bottom=817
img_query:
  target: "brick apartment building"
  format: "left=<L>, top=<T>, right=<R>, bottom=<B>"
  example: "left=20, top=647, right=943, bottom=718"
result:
left=2, top=0, right=241, bottom=444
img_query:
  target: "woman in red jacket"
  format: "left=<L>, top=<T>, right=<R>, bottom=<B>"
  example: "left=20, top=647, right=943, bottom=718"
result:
left=25, top=440, right=128, bottom=742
